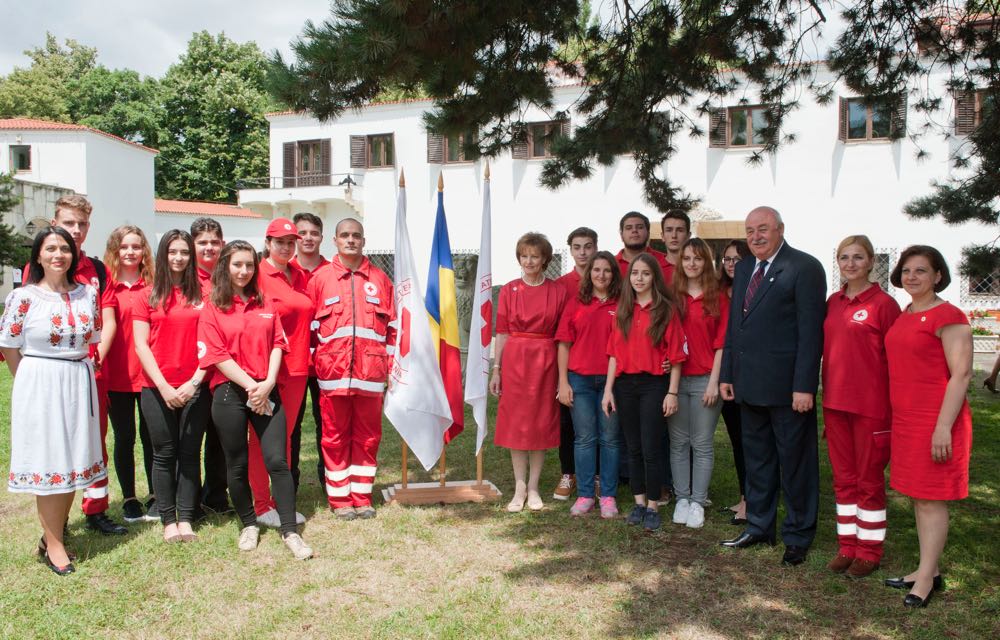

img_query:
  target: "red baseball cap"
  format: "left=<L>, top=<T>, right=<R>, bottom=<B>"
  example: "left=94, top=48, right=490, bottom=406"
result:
left=265, top=217, right=299, bottom=239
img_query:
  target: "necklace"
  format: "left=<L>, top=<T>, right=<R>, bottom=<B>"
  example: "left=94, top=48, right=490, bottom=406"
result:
left=521, top=275, right=544, bottom=287
left=909, top=295, right=941, bottom=313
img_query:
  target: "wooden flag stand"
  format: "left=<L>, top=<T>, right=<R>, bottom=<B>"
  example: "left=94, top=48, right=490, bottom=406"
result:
left=382, top=167, right=501, bottom=506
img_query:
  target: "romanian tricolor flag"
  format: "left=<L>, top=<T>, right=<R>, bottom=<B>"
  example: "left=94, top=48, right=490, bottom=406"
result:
left=425, top=181, right=465, bottom=442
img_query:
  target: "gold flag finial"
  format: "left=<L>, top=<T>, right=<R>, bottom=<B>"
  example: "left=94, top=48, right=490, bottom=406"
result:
left=484, top=162, right=491, bottom=181
left=437, top=172, right=444, bottom=192
left=399, top=168, right=405, bottom=188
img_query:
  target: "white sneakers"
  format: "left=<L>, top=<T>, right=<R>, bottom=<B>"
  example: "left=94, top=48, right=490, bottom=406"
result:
left=685, top=501, right=705, bottom=529
left=672, top=498, right=690, bottom=524
left=238, top=526, right=260, bottom=551
left=256, top=508, right=306, bottom=528
left=283, top=533, right=314, bottom=560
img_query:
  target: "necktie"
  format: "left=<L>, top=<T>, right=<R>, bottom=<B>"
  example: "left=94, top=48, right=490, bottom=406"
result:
left=743, top=260, right=768, bottom=314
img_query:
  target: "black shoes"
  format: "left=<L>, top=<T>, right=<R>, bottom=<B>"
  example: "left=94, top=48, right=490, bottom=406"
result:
left=642, top=508, right=661, bottom=532
left=904, top=590, right=934, bottom=608
left=720, top=532, right=776, bottom=548
left=730, top=516, right=748, bottom=526
left=42, top=551, right=75, bottom=576
left=86, top=512, right=127, bottom=535
left=122, top=499, right=145, bottom=523
left=884, top=575, right=945, bottom=591
left=782, top=545, right=808, bottom=566
left=625, top=504, right=646, bottom=526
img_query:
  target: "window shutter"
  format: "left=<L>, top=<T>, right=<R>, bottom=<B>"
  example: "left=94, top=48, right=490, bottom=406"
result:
left=511, top=125, right=528, bottom=160
left=320, top=139, right=332, bottom=185
left=282, top=142, right=296, bottom=188
left=350, top=135, right=367, bottom=168
left=838, top=98, right=848, bottom=142
left=560, top=119, right=571, bottom=137
left=955, top=91, right=977, bottom=135
left=708, top=108, right=728, bottom=147
left=427, top=132, right=444, bottom=163
left=890, top=94, right=908, bottom=136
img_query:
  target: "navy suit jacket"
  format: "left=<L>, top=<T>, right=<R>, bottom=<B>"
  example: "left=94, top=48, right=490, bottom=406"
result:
left=720, top=241, right=826, bottom=406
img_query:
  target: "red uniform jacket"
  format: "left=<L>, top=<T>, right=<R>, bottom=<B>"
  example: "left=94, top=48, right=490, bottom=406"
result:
left=307, top=255, right=396, bottom=396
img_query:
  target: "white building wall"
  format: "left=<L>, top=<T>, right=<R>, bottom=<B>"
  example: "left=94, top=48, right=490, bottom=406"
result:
left=82, top=134, right=156, bottom=260
left=153, top=214, right=268, bottom=250
left=258, top=65, right=990, bottom=307
left=0, top=132, right=88, bottom=193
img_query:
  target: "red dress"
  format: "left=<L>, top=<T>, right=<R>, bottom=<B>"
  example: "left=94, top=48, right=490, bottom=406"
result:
left=494, top=278, right=567, bottom=450
left=885, top=302, right=972, bottom=500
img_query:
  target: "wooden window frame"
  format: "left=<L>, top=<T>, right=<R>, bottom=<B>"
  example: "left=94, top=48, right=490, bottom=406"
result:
left=838, top=96, right=905, bottom=143
left=9, top=144, right=30, bottom=172
left=367, top=133, right=394, bottom=168
left=296, top=140, right=323, bottom=186
left=443, top=132, right=474, bottom=164
left=726, top=105, right=770, bottom=148
left=527, top=121, right=563, bottom=159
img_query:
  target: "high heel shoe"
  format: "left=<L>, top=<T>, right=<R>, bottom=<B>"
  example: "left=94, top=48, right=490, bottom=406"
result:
left=42, top=551, right=75, bottom=576
left=37, top=536, right=76, bottom=561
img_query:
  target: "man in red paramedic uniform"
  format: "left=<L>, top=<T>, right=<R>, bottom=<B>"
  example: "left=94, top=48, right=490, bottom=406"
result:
left=307, top=218, right=396, bottom=520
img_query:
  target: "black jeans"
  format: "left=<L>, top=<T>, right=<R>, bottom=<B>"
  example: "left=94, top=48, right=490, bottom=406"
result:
left=200, top=399, right=230, bottom=511
left=613, top=373, right=668, bottom=502
left=212, top=382, right=296, bottom=536
left=142, top=385, right=212, bottom=525
left=107, top=390, right=153, bottom=501
left=295, top=376, right=324, bottom=489
left=558, top=404, right=576, bottom=475
left=721, top=399, right=746, bottom=496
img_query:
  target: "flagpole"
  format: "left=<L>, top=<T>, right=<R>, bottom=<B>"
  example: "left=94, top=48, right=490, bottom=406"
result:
left=437, top=168, right=447, bottom=488
left=476, top=161, right=490, bottom=488
left=399, top=168, right=409, bottom=491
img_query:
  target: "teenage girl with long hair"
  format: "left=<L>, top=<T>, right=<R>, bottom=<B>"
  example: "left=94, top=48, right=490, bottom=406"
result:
left=602, top=253, right=686, bottom=531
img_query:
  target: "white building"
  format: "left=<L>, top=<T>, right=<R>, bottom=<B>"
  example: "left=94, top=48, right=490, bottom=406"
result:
left=239, top=64, right=995, bottom=309
left=0, top=118, right=157, bottom=296
left=154, top=199, right=264, bottom=245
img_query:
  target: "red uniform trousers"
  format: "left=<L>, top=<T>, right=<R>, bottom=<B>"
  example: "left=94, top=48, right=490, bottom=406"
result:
left=81, top=374, right=111, bottom=515
left=824, top=408, right=891, bottom=562
left=248, top=375, right=308, bottom=515
left=320, top=394, right=382, bottom=509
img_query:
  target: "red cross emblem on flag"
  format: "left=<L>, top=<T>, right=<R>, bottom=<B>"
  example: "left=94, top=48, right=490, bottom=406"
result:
left=399, top=307, right=411, bottom=358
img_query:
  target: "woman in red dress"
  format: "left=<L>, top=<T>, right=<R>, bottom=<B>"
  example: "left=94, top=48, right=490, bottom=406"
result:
left=822, top=235, right=900, bottom=578
left=884, top=245, right=973, bottom=607
left=490, top=233, right=567, bottom=513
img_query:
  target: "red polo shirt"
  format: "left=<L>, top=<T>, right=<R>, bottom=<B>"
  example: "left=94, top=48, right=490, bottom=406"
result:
left=607, top=301, right=687, bottom=376
left=290, top=255, right=330, bottom=280
left=198, top=296, right=288, bottom=389
left=556, top=269, right=583, bottom=302
left=259, top=260, right=314, bottom=378
left=101, top=278, right=148, bottom=392
left=133, top=285, right=205, bottom=388
left=822, top=284, right=901, bottom=420
left=615, top=248, right=673, bottom=283
left=680, top=292, right=729, bottom=376
left=197, top=267, right=213, bottom=296
left=556, top=296, right=618, bottom=375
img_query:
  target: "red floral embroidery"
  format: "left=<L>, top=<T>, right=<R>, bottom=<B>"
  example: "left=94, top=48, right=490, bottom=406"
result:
left=8, top=462, right=107, bottom=492
left=10, top=323, right=21, bottom=336
left=51, top=314, right=63, bottom=327
left=17, top=300, right=30, bottom=314
left=78, top=313, right=90, bottom=325
left=49, top=333, right=61, bottom=346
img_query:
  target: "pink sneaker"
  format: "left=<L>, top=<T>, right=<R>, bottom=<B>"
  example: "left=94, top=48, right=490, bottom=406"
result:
left=570, top=497, right=595, bottom=516
left=599, top=496, right=619, bottom=519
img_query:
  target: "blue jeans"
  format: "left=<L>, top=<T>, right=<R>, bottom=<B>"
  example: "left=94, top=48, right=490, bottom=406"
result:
left=569, top=372, right=620, bottom=498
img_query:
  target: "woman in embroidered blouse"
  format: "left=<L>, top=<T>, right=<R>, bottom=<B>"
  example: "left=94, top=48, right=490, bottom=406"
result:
left=0, top=227, right=105, bottom=576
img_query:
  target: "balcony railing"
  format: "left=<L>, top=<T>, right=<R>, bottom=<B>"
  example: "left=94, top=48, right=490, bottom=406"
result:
left=238, top=173, right=361, bottom=190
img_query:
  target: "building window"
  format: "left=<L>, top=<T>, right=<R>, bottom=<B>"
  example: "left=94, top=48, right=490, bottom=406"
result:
left=832, top=248, right=896, bottom=293
left=728, top=106, right=770, bottom=147
left=512, top=120, right=569, bottom=159
left=955, top=89, right=995, bottom=135
left=10, top=145, right=30, bottom=171
left=282, top=139, right=331, bottom=187
left=838, top=96, right=906, bottom=142
left=350, top=134, right=394, bottom=169
left=427, top=131, right=476, bottom=164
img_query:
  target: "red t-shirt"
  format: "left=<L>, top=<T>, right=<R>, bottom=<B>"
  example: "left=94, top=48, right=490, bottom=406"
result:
left=259, top=260, right=314, bottom=378
left=556, top=270, right=583, bottom=302
left=822, top=284, right=901, bottom=420
left=101, top=278, right=148, bottom=392
left=607, top=301, right=687, bottom=376
left=290, top=255, right=330, bottom=280
left=555, top=296, right=618, bottom=376
left=132, top=285, right=205, bottom=388
left=615, top=248, right=673, bottom=283
left=198, top=296, right=288, bottom=389
left=679, top=292, right=729, bottom=377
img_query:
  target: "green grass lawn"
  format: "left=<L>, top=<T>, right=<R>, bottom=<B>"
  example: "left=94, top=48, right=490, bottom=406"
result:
left=1, top=367, right=998, bottom=639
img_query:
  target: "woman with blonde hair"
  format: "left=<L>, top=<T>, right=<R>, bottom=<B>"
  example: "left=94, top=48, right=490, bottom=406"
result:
left=101, top=225, right=157, bottom=523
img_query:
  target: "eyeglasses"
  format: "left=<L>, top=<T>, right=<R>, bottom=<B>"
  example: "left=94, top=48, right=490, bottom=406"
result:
left=721, top=257, right=739, bottom=264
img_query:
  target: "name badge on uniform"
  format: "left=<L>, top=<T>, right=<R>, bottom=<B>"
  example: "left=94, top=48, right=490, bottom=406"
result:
left=365, top=296, right=380, bottom=305
left=324, top=296, right=340, bottom=305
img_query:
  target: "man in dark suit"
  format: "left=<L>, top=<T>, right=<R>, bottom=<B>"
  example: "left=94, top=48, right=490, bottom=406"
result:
left=719, top=206, right=826, bottom=566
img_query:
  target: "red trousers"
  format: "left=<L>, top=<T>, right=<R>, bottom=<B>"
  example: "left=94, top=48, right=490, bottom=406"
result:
left=320, top=394, right=382, bottom=509
left=824, top=408, right=891, bottom=562
left=81, top=375, right=110, bottom=515
left=248, top=376, right=307, bottom=515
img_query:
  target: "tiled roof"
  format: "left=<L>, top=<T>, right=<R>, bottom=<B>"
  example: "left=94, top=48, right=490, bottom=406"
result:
left=0, top=118, right=159, bottom=154
left=154, top=199, right=262, bottom=219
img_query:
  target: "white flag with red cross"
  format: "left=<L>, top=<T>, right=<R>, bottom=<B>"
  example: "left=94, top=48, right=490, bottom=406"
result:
left=465, top=167, right=493, bottom=454
left=384, top=179, right=452, bottom=470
